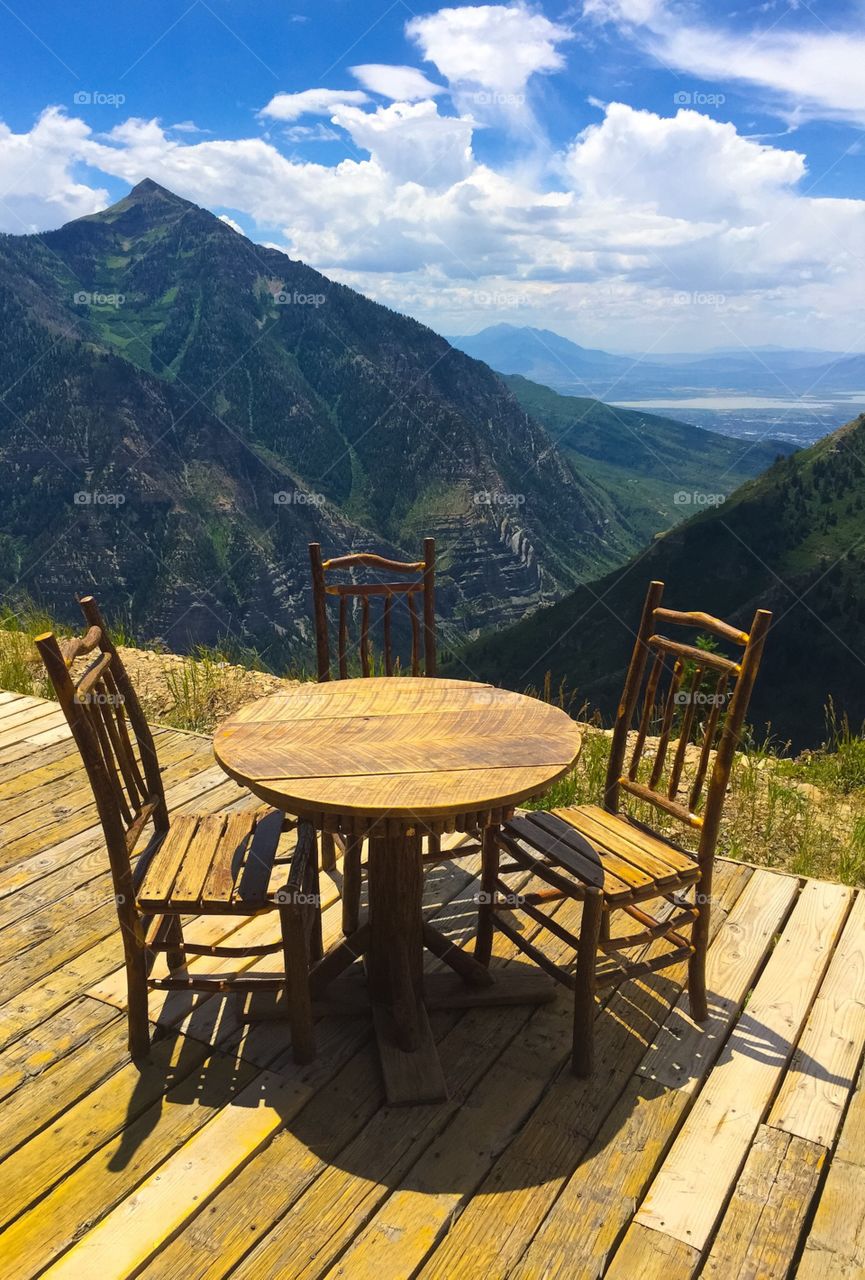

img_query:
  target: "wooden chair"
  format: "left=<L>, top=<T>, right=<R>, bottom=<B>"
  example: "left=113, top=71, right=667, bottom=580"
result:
left=476, top=580, right=772, bottom=1075
left=309, top=539, right=441, bottom=933
left=35, top=596, right=321, bottom=1064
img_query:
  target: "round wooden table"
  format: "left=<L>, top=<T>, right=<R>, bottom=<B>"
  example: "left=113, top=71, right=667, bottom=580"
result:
left=214, top=677, right=582, bottom=1104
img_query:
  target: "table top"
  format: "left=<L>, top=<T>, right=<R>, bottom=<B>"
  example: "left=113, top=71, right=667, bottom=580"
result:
left=213, top=676, right=583, bottom=822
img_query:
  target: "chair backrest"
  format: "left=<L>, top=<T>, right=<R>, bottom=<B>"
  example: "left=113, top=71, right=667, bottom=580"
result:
left=604, top=580, right=771, bottom=865
left=308, top=539, right=436, bottom=682
left=35, top=596, right=168, bottom=908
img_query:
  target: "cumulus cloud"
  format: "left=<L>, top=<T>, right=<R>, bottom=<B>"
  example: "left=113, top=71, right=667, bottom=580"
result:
left=0, top=108, right=108, bottom=232
left=1, top=96, right=864, bottom=349
left=584, top=0, right=865, bottom=125
left=218, top=214, right=244, bottom=234
left=564, top=104, right=806, bottom=222
left=260, top=88, right=369, bottom=122
left=350, top=64, right=445, bottom=101
left=406, top=2, right=571, bottom=129
left=330, top=100, right=475, bottom=189
left=407, top=3, right=571, bottom=95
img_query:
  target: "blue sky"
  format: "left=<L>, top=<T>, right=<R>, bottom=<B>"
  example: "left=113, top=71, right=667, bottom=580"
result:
left=1, top=0, right=863, bottom=352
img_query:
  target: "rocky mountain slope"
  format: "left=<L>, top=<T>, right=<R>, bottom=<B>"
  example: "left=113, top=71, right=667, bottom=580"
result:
left=0, top=180, right=620, bottom=659
left=450, top=413, right=865, bottom=747
left=505, top=374, right=794, bottom=550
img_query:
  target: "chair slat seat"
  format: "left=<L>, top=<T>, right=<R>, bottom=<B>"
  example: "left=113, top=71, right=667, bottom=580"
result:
left=137, top=808, right=294, bottom=912
left=503, top=805, right=700, bottom=906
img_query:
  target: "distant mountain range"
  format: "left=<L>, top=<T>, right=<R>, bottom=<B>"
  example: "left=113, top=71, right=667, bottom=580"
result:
left=449, top=323, right=865, bottom=401
left=449, top=412, right=865, bottom=747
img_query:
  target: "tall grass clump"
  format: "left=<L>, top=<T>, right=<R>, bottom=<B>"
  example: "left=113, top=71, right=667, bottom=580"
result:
left=163, top=647, right=247, bottom=733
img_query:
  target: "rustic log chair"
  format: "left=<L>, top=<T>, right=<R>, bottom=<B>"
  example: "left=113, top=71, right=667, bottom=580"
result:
left=35, top=596, right=321, bottom=1064
left=309, top=538, right=460, bottom=934
left=475, top=580, right=772, bottom=1075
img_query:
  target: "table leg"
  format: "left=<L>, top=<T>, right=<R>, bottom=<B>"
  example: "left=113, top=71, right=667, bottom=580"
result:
left=366, top=827, right=448, bottom=1105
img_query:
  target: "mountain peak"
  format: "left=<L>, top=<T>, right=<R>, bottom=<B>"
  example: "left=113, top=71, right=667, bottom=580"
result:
left=71, top=177, right=202, bottom=233
left=126, top=178, right=195, bottom=207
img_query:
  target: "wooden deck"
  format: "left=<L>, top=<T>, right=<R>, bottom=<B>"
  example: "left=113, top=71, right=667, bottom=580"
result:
left=1, top=687, right=864, bottom=1279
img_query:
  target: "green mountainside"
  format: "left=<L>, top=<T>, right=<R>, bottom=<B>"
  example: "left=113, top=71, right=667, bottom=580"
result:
left=449, top=415, right=865, bottom=747
left=504, top=374, right=794, bottom=549
left=0, top=180, right=632, bottom=657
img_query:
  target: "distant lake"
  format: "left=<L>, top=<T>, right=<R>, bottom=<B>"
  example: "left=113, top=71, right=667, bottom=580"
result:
left=609, top=393, right=865, bottom=445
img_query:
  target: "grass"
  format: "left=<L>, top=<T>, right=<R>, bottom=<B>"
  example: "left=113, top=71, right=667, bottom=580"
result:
left=0, top=605, right=55, bottom=700
left=162, top=648, right=251, bottom=733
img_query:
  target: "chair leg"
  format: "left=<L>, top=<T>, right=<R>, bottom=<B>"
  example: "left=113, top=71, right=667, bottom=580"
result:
left=599, top=906, right=610, bottom=945
left=280, top=906, right=315, bottom=1064
left=124, top=937, right=151, bottom=1059
left=308, top=853, right=324, bottom=963
left=688, top=870, right=712, bottom=1022
left=164, top=915, right=186, bottom=972
left=572, top=889, right=604, bottom=1077
left=342, top=837, right=363, bottom=936
left=426, top=831, right=441, bottom=862
left=475, top=825, right=499, bottom=967
left=320, top=832, right=337, bottom=873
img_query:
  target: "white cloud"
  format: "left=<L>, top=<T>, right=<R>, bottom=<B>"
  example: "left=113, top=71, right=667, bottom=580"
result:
left=1, top=98, right=864, bottom=350
left=218, top=213, right=244, bottom=234
left=350, top=64, right=445, bottom=101
left=406, top=3, right=571, bottom=96
left=260, top=88, right=369, bottom=122
left=584, top=0, right=865, bottom=124
left=0, top=107, right=107, bottom=232
left=565, top=104, right=805, bottom=222
left=330, top=100, right=475, bottom=189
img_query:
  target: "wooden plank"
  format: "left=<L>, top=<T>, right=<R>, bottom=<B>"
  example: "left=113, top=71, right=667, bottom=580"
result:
left=17, top=859, right=494, bottom=1278
left=314, top=871, right=747, bottom=1280
left=701, top=1125, right=825, bottom=1280
left=232, top=809, right=282, bottom=905
left=0, top=727, right=69, bottom=762
left=0, top=996, right=120, bottom=1105
left=603, top=1223, right=699, bottom=1279
left=768, top=889, right=865, bottom=1147
left=0, top=703, right=66, bottom=744
left=200, top=811, right=256, bottom=903
left=0, top=690, right=30, bottom=709
left=0, top=1029, right=214, bottom=1232
left=797, top=1059, right=865, bottom=1279
left=797, top=1165, right=865, bottom=1280
left=563, top=805, right=697, bottom=878
left=136, top=815, right=199, bottom=904
left=371, top=999, right=448, bottom=1104
left=509, top=868, right=796, bottom=1280
left=0, top=1014, right=134, bottom=1159
left=416, top=863, right=749, bottom=1280
left=631, top=878, right=851, bottom=1254
left=132, top=1033, right=388, bottom=1280
left=0, top=731, right=197, bottom=832
left=0, top=1039, right=264, bottom=1280
left=166, top=814, right=226, bottom=907
left=37, top=1061, right=322, bottom=1280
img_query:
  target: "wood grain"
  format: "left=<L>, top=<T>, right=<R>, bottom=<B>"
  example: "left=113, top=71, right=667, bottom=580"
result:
left=214, top=678, right=582, bottom=820
left=634, top=878, right=851, bottom=1252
